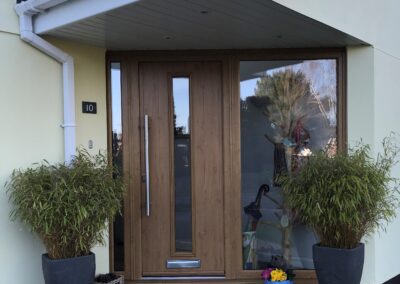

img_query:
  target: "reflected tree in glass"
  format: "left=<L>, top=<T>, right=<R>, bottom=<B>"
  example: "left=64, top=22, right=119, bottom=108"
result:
left=252, top=69, right=316, bottom=265
left=240, top=60, right=337, bottom=270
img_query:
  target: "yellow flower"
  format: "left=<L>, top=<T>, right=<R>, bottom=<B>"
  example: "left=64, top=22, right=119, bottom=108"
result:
left=270, top=269, right=287, bottom=281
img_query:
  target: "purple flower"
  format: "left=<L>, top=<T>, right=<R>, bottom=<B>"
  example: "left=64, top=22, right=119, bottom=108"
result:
left=261, top=268, right=273, bottom=280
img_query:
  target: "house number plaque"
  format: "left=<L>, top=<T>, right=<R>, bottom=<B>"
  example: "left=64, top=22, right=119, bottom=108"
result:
left=82, top=101, right=97, bottom=114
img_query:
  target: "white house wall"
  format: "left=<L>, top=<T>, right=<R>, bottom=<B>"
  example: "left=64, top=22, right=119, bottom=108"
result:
left=274, top=0, right=400, bottom=59
left=0, top=0, right=109, bottom=283
left=46, top=36, right=110, bottom=277
left=347, top=46, right=375, bottom=146
left=321, top=44, right=400, bottom=284
left=273, top=0, right=376, bottom=47
left=372, top=48, right=400, bottom=284
left=0, top=31, right=63, bottom=284
left=46, top=36, right=108, bottom=160
left=347, top=46, right=376, bottom=284
left=346, top=44, right=400, bottom=284
left=0, top=0, right=19, bottom=34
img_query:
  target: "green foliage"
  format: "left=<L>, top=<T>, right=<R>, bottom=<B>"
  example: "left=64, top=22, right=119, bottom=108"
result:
left=254, top=69, right=312, bottom=139
left=280, top=136, right=400, bottom=249
left=6, top=149, right=125, bottom=259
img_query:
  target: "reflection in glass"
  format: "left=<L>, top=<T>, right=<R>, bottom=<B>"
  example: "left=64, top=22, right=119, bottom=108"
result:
left=173, top=77, right=193, bottom=253
left=240, top=60, right=337, bottom=270
left=111, top=62, right=124, bottom=271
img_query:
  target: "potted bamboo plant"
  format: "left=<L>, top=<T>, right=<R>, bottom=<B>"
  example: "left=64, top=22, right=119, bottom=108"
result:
left=6, top=149, right=125, bottom=284
left=280, top=136, right=399, bottom=284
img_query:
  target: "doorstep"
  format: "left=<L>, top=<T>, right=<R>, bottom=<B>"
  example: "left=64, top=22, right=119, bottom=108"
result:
left=125, top=279, right=317, bottom=284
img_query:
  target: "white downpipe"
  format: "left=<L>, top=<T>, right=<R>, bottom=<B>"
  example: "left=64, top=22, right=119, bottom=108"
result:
left=15, top=0, right=75, bottom=163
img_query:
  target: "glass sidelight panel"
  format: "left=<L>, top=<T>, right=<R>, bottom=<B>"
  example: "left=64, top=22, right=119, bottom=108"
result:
left=172, top=77, right=193, bottom=253
left=110, top=62, right=124, bottom=271
left=240, top=60, right=338, bottom=270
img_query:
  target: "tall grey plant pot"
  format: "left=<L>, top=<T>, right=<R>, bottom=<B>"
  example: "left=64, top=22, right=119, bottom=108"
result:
left=313, top=243, right=364, bottom=284
left=42, top=252, right=95, bottom=284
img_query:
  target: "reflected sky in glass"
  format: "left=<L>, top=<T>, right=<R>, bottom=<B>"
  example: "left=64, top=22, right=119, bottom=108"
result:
left=111, top=63, right=122, bottom=134
left=173, top=77, right=190, bottom=134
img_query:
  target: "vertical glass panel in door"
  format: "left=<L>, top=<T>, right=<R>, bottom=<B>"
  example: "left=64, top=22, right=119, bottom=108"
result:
left=173, top=77, right=193, bottom=253
left=110, top=62, right=124, bottom=271
left=240, top=60, right=338, bottom=270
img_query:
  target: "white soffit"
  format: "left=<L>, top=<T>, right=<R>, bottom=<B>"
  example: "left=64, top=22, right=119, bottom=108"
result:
left=34, top=0, right=367, bottom=50
left=34, top=0, right=141, bottom=33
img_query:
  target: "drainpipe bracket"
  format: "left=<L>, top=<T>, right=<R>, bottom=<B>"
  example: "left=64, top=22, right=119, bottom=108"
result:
left=60, top=123, right=76, bottom=128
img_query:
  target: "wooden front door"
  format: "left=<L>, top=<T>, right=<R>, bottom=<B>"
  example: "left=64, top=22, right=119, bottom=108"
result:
left=139, top=62, right=224, bottom=277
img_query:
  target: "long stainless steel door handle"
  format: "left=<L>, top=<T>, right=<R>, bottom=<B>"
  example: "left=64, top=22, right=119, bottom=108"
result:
left=144, top=114, right=150, bottom=216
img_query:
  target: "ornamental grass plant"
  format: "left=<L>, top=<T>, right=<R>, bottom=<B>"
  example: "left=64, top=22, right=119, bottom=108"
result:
left=6, top=149, right=125, bottom=259
left=280, top=136, right=399, bottom=249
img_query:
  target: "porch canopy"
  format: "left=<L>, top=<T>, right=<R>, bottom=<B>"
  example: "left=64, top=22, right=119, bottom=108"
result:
left=26, top=0, right=366, bottom=50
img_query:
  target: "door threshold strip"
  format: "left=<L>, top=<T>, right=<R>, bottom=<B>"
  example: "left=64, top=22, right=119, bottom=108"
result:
left=141, top=276, right=226, bottom=280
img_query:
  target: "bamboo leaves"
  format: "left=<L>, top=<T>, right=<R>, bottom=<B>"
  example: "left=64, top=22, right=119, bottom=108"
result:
left=280, top=136, right=399, bottom=249
left=6, top=149, right=125, bottom=259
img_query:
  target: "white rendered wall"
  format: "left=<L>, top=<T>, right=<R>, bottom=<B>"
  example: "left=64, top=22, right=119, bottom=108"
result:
left=0, top=0, right=109, bottom=283
left=347, top=46, right=376, bottom=284
left=47, top=37, right=108, bottom=158
left=273, top=0, right=375, bottom=45
left=274, top=0, right=400, bottom=59
left=372, top=48, right=400, bottom=284
left=0, top=30, right=63, bottom=284
left=47, top=37, right=109, bottom=275
left=347, top=45, right=400, bottom=284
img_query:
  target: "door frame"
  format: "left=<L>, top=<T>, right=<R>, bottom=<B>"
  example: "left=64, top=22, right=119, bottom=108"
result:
left=107, top=48, right=347, bottom=283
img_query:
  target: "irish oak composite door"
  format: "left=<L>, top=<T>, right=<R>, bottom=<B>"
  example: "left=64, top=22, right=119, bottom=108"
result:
left=139, top=62, right=224, bottom=276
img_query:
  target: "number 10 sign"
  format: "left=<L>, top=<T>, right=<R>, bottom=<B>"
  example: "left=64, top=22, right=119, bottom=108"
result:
left=82, top=101, right=97, bottom=114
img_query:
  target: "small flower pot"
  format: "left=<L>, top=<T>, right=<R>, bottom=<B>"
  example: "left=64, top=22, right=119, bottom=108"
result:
left=94, top=273, right=124, bottom=284
left=264, top=281, right=293, bottom=284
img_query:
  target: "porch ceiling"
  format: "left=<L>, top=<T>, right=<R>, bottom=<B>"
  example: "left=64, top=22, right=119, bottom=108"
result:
left=34, top=0, right=366, bottom=50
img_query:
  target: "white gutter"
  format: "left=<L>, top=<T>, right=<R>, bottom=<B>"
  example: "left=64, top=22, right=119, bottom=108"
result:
left=15, top=0, right=75, bottom=163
